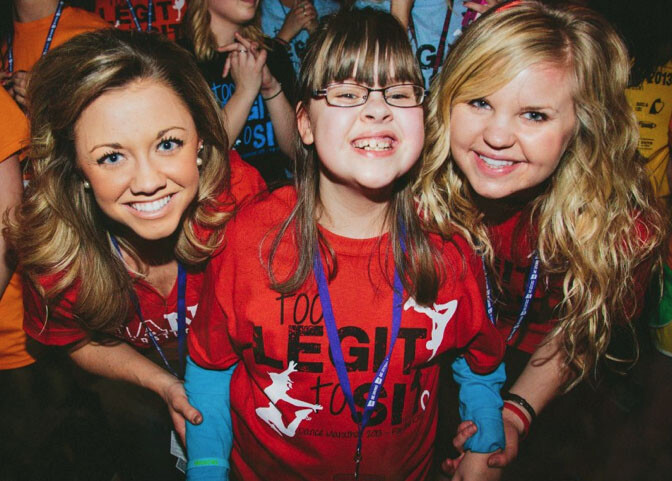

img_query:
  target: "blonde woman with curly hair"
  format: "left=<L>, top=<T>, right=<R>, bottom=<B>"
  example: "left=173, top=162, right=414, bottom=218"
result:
left=181, top=0, right=298, bottom=185
left=416, top=0, right=665, bottom=476
left=7, top=29, right=265, bottom=480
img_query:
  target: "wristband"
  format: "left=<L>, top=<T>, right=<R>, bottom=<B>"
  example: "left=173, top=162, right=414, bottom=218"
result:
left=503, top=391, right=537, bottom=422
left=503, top=402, right=530, bottom=439
left=262, top=87, right=283, bottom=101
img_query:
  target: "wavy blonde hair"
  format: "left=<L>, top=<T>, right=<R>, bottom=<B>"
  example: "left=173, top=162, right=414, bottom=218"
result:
left=183, top=0, right=269, bottom=62
left=417, top=1, right=665, bottom=387
left=6, top=29, right=232, bottom=334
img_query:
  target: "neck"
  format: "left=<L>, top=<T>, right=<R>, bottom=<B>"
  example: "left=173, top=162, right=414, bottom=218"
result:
left=474, top=183, right=547, bottom=225
left=317, top=179, right=393, bottom=239
left=13, top=0, right=60, bottom=23
left=113, top=228, right=178, bottom=272
left=209, top=10, right=242, bottom=47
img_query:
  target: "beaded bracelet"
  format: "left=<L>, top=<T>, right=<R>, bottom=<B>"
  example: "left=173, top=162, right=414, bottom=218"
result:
left=502, top=392, right=537, bottom=422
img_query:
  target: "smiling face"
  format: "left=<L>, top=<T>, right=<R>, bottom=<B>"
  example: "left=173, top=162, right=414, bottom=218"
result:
left=449, top=63, right=577, bottom=200
left=297, top=60, right=424, bottom=202
left=74, top=79, right=202, bottom=241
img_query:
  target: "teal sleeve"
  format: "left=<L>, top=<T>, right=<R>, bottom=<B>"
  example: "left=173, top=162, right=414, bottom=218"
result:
left=451, top=356, right=506, bottom=453
left=184, top=356, right=234, bottom=481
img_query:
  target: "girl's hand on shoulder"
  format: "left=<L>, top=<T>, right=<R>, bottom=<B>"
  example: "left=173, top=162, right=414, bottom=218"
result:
left=277, top=1, right=318, bottom=42
left=8, top=70, right=30, bottom=110
left=160, top=377, right=203, bottom=445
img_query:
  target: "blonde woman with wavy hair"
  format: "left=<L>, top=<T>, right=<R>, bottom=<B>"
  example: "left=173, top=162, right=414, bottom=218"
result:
left=416, top=0, right=665, bottom=475
left=180, top=0, right=298, bottom=185
left=7, top=28, right=265, bottom=480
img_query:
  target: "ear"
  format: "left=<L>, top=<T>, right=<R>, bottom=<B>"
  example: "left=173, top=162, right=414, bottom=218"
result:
left=296, top=101, right=314, bottom=145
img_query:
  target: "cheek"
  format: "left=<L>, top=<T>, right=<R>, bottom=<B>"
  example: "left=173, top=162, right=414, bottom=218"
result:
left=403, top=109, right=425, bottom=158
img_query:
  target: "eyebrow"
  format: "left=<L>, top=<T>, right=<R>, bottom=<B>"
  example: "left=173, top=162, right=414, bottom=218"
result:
left=88, top=126, right=187, bottom=153
left=521, top=105, right=560, bottom=113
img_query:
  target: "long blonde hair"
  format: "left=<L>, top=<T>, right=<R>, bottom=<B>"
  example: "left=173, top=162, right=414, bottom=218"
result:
left=183, top=0, right=269, bottom=62
left=7, top=29, right=233, bottom=334
left=418, top=1, right=665, bottom=387
left=268, top=8, right=444, bottom=305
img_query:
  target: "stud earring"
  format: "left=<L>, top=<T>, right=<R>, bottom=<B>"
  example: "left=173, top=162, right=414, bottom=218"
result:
left=83, top=180, right=91, bottom=189
left=196, top=157, right=203, bottom=167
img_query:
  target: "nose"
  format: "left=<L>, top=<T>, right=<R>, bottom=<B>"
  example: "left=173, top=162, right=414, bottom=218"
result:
left=482, top=114, right=516, bottom=150
left=130, top=155, right=166, bottom=195
left=361, top=90, right=392, bottom=122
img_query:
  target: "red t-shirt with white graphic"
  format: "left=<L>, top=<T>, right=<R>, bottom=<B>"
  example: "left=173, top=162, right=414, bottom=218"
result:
left=94, top=0, right=187, bottom=40
left=188, top=186, right=504, bottom=481
left=23, top=152, right=265, bottom=351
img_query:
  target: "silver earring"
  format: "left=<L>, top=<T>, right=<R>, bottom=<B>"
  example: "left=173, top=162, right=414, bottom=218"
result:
left=83, top=180, right=91, bottom=189
left=196, top=157, right=203, bottom=167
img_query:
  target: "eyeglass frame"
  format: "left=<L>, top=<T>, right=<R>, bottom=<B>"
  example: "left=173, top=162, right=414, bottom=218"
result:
left=311, top=82, right=427, bottom=108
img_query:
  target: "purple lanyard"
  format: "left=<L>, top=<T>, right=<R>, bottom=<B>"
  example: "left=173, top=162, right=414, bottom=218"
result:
left=110, top=235, right=187, bottom=378
left=313, top=229, right=406, bottom=479
left=482, top=251, right=540, bottom=343
left=7, top=0, right=64, bottom=73
left=408, top=6, right=451, bottom=83
left=125, top=0, right=153, bottom=32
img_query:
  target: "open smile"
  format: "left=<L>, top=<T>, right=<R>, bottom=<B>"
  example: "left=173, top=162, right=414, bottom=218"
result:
left=128, top=194, right=173, bottom=214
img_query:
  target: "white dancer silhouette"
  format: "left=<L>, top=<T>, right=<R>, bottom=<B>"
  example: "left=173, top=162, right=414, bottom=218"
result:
left=255, top=361, right=323, bottom=437
left=404, top=297, right=458, bottom=360
left=172, top=0, right=185, bottom=21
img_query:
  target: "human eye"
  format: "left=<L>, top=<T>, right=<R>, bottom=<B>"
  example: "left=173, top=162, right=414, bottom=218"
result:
left=157, top=136, right=184, bottom=152
left=96, top=151, right=123, bottom=165
left=468, top=98, right=490, bottom=109
left=522, top=111, right=547, bottom=122
left=328, top=84, right=365, bottom=105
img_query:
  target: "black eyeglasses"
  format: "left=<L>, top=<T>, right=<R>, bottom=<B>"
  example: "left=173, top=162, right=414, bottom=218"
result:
left=312, top=83, right=426, bottom=108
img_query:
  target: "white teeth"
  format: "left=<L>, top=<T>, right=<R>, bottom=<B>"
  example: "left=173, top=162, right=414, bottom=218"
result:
left=479, top=155, right=514, bottom=168
left=353, top=138, right=393, bottom=151
left=131, top=195, right=171, bottom=213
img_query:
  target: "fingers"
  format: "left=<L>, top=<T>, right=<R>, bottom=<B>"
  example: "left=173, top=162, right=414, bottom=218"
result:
left=222, top=55, right=231, bottom=78
left=488, top=443, right=517, bottom=468
left=464, top=0, right=499, bottom=14
left=170, top=410, right=187, bottom=445
left=453, top=420, right=477, bottom=453
left=440, top=452, right=465, bottom=477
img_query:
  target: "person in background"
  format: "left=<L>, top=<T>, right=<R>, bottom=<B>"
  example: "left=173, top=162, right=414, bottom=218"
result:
left=417, top=1, right=664, bottom=479
left=181, top=0, right=298, bottom=186
left=94, top=0, right=189, bottom=40
left=260, top=0, right=340, bottom=74
left=7, top=29, right=265, bottom=480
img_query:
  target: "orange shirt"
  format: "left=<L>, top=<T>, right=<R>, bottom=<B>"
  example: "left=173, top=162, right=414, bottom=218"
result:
left=10, top=6, right=110, bottom=73
left=0, top=6, right=108, bottom=370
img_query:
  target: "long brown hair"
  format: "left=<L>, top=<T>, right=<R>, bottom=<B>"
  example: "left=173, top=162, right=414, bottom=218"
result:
left=418, top=1, right=665, bottom=387
left=268, top=8, right=442, bottom=305
left=7, top=29, right=232, bottom=334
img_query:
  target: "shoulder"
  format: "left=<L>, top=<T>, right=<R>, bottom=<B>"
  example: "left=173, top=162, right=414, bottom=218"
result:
left=62, top=7, right=111, bottom=31
left=227, top=150, right=267, bottom=206
left=234, top=185, right=296, bottom=226
left=0, top=88, right=28, bottom=161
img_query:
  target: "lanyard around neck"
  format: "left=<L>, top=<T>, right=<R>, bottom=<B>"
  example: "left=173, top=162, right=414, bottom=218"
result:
left=110, top=235, right=187, bottom=378
left=313, top=226, right=406, bottom=479
left=7, top=0, right=64, bottom=73
left=482, top=251, right=540, bottom=343
left=125, top=0, right=153, bottom=32
left=408, top=5, right=451, bottom=83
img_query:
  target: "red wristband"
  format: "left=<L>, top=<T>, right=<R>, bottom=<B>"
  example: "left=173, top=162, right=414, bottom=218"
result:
left=503, top=401, right=530, bottom=440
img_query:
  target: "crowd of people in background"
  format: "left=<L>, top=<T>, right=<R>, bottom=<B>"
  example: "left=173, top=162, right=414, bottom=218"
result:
left=1, top=1, right=671, bottom=481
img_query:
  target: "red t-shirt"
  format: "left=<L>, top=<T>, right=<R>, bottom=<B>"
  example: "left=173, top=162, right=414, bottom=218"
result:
left=484, top=209, right=652, bottom=353
left=188, top=186, right=504, bottom=481
left=23, top=152, right=265, bottom=351
left=94, top=0, right=187, bottom=40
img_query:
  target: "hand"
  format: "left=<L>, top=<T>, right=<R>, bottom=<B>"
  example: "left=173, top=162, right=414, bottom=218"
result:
left=1, top=70, right=12, bottom=89
left=390, top=0, right=414, bottom=28
left=160, top=378, right=203, bottom=445
left=463, top=0, right=501, bottom=14
left=219, top=33, right=267, bottom=97
left=8, top=70, right=30, bottom=109
left=277, top=1, right=318, bottom=42
left=451, top=451, right=502, bottom=481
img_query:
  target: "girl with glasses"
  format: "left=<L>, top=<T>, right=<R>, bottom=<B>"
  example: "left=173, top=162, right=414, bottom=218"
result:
left=185, top=7, right=506, bottom=481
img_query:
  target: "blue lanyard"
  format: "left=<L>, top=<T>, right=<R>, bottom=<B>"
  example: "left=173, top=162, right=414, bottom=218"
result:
left=313, top=229, right=406, bottom=479
left=7, top=0, right=64, bottom=73
left=482, top=252, right=540, bottom=343
left=110, top=235, right=187, bottom=378
left=125, top=0, right=153, bottom=32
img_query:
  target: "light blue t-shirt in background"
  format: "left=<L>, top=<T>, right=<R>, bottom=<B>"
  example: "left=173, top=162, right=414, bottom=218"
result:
left=261, top=0, right=341, bottom=74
